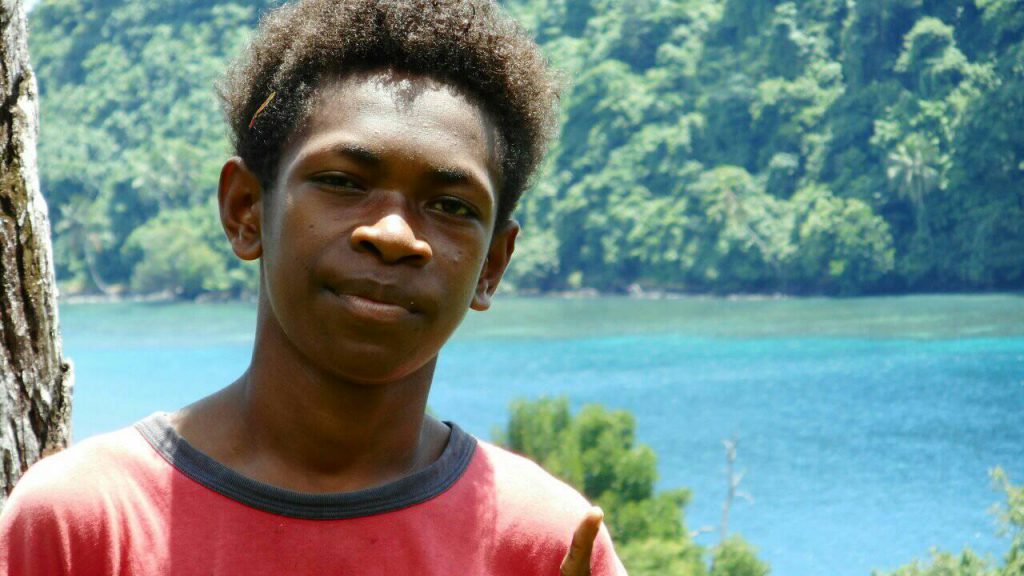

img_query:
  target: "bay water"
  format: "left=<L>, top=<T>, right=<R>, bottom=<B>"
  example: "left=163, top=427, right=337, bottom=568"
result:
left=59, top=295, right=1024, bottom=575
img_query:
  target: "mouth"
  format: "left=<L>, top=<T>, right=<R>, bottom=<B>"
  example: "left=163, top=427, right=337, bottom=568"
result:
left=325, top=280, right=421, bottom=322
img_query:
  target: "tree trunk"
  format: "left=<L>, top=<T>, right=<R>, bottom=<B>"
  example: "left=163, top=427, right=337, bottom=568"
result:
left=0, top=0, right=73, bottom=510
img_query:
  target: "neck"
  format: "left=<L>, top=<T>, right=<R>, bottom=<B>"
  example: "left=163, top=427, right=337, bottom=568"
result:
left=175, top=308, right=447, bottom=493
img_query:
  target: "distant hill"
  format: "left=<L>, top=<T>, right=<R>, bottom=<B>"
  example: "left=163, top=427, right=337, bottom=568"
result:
left=29, top=0, right=1024, bottom=297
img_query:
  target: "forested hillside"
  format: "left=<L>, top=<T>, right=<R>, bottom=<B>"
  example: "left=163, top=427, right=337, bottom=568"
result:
left=28, top=0, right=1024, bottom=297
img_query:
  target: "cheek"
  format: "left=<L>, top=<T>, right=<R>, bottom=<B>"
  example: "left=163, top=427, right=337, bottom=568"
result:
left=460, top=250, right=490, bottom=298
left=277, top=198, right=336, bottom=248
left=264, top=204, right=322, bottom=282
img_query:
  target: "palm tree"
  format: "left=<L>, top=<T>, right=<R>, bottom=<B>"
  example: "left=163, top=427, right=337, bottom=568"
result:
left=886, top=133, right=942, bottom=238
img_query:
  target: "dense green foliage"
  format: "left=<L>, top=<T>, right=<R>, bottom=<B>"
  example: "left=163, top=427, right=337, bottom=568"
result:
left=503, top=0, right=1024, bottom=294
left=29, top=0, right=271, bottom=297
left=874, top=468, right=1024, bottom=576
left=28, top=0, right=1024, bottom=296
left=497, top=397, right=768, bottom=575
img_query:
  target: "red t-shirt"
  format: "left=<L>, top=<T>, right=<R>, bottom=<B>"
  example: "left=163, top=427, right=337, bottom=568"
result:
left=0, top=414, right=626, bottom=575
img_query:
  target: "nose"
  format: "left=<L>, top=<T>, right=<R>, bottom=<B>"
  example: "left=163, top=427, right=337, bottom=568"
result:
left=350, top=213, right=433, bottom=265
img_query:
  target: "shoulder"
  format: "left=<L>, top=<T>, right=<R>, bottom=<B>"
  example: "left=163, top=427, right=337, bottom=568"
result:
left=0, top=424, right=161, bottom=573
left=474, top=440, right=593, bottom=517
left=0, top=423, right=163, bottom=533
left=5, top=425, right=157, bottom=509
left=466, top=440, right=628, bottom=575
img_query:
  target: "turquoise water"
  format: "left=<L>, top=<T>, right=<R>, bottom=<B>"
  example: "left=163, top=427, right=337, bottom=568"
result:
left=60, top=295, right=1024, bottom=575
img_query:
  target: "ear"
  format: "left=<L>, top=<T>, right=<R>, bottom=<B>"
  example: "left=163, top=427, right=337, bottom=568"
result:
left=471, top=220, right=519, bottom=311
left=218, top=157, right=263, bottom=261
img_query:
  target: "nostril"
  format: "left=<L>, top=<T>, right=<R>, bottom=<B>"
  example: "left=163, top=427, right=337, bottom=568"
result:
left=359, top=240, right=382, bottom=257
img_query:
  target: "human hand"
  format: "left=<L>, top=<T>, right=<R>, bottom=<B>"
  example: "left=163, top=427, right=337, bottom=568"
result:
left=559, top=506, right=604, bottom=576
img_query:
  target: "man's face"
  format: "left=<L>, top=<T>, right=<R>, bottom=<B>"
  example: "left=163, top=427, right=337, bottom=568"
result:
left=254, top=70, right=514, bottom=384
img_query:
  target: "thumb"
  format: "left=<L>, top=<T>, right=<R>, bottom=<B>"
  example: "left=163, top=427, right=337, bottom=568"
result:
left=560, top=506, right=604, bottom=576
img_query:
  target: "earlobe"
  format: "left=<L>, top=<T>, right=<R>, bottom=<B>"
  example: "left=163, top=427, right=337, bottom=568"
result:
left=218, top=157, right=263, bottom=261
left=471, top=221, right=519, bottom=311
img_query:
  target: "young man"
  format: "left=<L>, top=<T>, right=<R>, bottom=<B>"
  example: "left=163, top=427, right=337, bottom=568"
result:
left=0, top=0, right=626, bottom=574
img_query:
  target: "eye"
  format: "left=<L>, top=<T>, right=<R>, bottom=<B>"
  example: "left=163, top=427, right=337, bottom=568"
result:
left=311, top=172, right=364, bottom=191
left=429, top=196, right=480, bottom=220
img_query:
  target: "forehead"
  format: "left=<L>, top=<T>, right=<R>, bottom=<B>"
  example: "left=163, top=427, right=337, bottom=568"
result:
left=291, top=70, right=502, bottom=176
left=316, top=71, right=487, bottom=122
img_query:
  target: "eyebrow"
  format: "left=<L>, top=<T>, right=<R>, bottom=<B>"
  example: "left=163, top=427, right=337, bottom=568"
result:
left=427, top=166, right=495, bottom=201
left=319, top=142, right=493, bottom=197
left=429, top=167, right=472, bottom=186
left=326, top=143, right=381, bottom=167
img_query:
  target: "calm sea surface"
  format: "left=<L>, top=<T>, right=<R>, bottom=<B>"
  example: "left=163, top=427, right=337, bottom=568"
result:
left=59, top=295, right=1024, bottom=576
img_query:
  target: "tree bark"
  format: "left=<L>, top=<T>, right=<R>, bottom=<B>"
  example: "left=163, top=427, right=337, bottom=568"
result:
left=0, top=0, right=73, bottom=509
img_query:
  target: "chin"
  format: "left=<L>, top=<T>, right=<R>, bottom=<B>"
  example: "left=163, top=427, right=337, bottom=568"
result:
left=322, top=351, right=437, bottom=386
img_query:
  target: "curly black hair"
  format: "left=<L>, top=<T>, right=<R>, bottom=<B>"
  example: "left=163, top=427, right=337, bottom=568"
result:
left=219, top=0, right=560, bottom=227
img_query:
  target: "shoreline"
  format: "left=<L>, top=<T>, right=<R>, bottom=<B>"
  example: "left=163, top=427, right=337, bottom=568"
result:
left=57, top=288, right=1021, bottom=305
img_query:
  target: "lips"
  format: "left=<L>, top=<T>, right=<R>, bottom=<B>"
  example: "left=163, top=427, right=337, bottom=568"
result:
left=325, top=278, right=422, bottom=321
